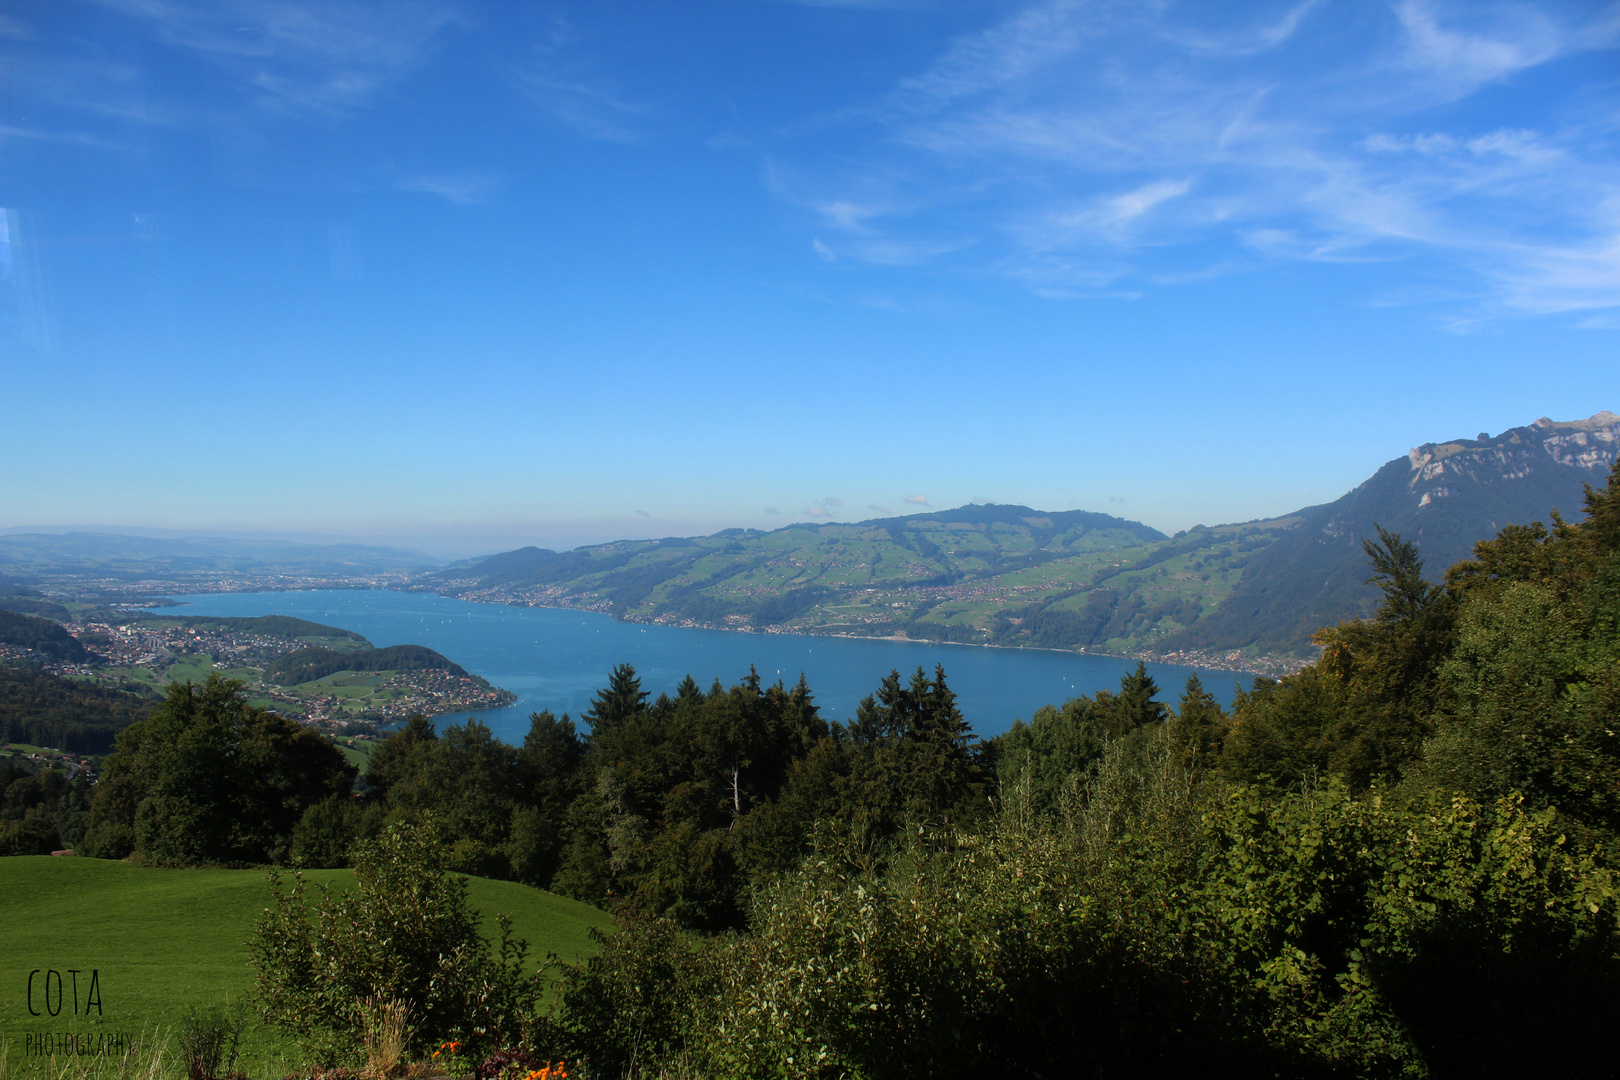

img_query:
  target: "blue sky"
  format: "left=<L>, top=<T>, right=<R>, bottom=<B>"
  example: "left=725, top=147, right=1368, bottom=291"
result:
left=2, top=0, right=1617, bottom=557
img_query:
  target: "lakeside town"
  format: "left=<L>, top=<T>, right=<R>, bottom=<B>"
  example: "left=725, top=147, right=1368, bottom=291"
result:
left=0, top=609, right=516, bottom=732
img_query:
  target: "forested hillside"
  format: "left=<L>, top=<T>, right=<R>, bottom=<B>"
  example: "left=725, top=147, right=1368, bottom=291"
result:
left=144, top=614, right=371, bottom=643
left=0, top=609, right=93, bottom=662
left=0, top=583, right=72, bottom=620
left=265, top=644, right=472, bottom=686
left=0, top=666, right=155, bottom=753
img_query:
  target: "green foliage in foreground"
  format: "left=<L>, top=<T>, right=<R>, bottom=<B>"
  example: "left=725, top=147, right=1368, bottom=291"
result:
left=252, top=821, right=543, bottom=1062
left=0, top=856, right=613, bottom=1076
left=551, top=751, right=1619, bottom=1078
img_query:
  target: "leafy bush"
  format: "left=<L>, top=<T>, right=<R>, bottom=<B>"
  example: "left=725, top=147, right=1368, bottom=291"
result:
left=250, top=819, right=543, bottom=1064
left=554, top=913, right=719, bottom=1078
left=179, top=1001, right=247, bottom=1080
left=550, top=766, right=1620, bottom=1079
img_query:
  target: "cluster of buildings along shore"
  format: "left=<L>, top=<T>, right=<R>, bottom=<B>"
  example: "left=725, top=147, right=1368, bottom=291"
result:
left=4, top=612, right=514, bottom=731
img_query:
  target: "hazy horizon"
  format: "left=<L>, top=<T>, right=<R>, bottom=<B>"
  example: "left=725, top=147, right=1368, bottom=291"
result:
left=5, top=405, right=1617, bottom=560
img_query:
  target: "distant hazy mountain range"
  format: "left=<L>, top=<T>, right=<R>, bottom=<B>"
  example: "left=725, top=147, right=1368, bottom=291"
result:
left=0, top=532, right=434, bottom=579
left=422, top=412, right=1619, bottom=661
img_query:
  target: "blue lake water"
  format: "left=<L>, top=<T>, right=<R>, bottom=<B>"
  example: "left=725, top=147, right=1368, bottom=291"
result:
left=151, top=590, right=1253, bottom=743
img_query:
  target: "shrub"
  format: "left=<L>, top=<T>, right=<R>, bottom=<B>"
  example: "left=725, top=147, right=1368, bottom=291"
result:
left=554, top=913, right=719, bottom=1079
left=179, top=1002, right=247, bottom=1080
left=250, top=819, right=542, bottom=1064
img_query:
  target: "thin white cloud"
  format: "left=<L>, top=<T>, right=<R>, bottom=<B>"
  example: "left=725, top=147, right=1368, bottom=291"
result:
left=394, top=171, right=503, bottom=205
left=904, top=494, right=928, bottom=505
left=771, top=0, right=1620, bottom=319
left=0, top=124, right=126, bottom=150
left=1110, top=179, right=1191, bottom=222
left=1393, top=0, right=1564, bottom=100
left=513, top=68, right=652, bottom=143
left=511, top=20, right=655, bottom=143
left=892, top=0, right=1117, bottom=112
left=1162, top=0, right=1325, bottom=57
left=818, top=199, right=886, bottom=230
left=98, top=0, right=465, bottom=117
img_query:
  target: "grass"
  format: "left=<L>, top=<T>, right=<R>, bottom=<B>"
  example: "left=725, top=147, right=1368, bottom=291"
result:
left=158, top=658, right=216, bottom=686
left=0, top=857, right=615, bottom=1078
left=335, top=741, right=373, bottom=772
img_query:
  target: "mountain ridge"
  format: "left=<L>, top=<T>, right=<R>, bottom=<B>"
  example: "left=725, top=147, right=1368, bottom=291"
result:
left=422, top=412, right=1618, bottom=665
left=1161, top=411, right=1620, bottom=655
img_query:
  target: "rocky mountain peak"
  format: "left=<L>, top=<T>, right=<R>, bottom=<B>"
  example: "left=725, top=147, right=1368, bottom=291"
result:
left=1405, top=411, right=1619, bottom=509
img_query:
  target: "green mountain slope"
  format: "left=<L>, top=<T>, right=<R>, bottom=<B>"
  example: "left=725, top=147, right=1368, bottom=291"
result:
left=419, top=504, right=1245, bottom=650
left=144, top=614, right=370, bottom=643
left=422, top=412, right=1618, bottom=666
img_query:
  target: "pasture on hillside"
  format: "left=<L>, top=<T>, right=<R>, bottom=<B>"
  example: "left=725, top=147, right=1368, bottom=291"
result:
left=0, top=857, right=614, bottom=1076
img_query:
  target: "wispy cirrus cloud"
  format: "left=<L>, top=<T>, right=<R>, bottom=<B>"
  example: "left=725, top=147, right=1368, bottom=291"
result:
left=1161, top=0, right=1325, bottom=57
left=393, top=170, right=504, bottom=205
left=511, top=17, right=655, bottom=143
left=0, top=124, right=127, bottom=150
left=777, top=0, right=1620, bottom=320
left=97, top=0, right=466, bottom=117
left=1392, top=0, right=1566, bottom=100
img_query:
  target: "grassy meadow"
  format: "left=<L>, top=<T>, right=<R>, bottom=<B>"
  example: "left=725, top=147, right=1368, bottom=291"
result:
left=0, top=857, right=614, bottom=1078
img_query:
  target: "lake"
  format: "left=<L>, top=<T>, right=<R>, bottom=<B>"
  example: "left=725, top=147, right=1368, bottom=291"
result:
left=151, top=589, right=1254, bottom=743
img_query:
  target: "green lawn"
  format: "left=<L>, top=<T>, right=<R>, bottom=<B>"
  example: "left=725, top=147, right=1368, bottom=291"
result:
left=0, top=857, right=614, bottom=1077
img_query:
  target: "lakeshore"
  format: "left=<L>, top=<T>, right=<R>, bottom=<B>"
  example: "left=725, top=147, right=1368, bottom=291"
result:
left=147, top=588, right=1258, bottom=742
